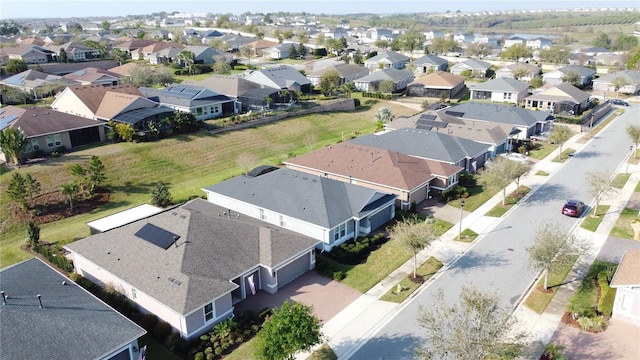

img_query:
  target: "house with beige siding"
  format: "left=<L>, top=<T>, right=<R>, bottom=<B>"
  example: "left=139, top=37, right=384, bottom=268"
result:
left=524, top=83, right=590, bottom=116
left=469, top=77, right=530, bottom=105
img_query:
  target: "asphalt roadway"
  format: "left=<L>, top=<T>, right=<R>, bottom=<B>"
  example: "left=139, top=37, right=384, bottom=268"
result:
left=344, top=105, right=639, bottom=359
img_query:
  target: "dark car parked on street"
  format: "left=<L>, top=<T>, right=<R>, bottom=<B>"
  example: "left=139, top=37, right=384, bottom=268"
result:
left=610, top=99, right=630, bottom=106
left=562, top=199, right=585, bottom=217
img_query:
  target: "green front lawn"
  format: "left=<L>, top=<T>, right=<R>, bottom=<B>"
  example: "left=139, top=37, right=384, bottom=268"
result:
left=379, top=257, right=443, bottom=303
left=527, top=142, right=558, bottom=160
left=609, top=207, right=640, bottom=240
left=580, top=205, right=610, bottom=232
left=611, top=173, right=631, bottom=189
left=484, top=186, right=531, bottom=217
left=524, top=255, right=578, bottom=314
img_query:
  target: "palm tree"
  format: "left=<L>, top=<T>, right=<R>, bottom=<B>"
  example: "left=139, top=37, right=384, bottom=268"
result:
left=179, top=50, right=195, bottom=75
left=60, top=182, right=78, bottom=212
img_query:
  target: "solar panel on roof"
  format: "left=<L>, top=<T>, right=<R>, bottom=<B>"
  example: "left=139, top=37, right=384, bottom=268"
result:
left=0, top=115, right=18, bottom=131
left=419, top=114, right=437, bottom=121
left=135, top=223, right=180, bottom=250
left=445, top=111, right=465, bottom=117
left=416, top=118, right=447, bottom=131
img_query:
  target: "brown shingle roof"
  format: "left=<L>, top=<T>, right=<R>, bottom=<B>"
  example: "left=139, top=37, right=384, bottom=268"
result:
left=611, top=249, right=640, bottom=287
left=67, top=84, right=143, bottom=113
left=2, top=106, right=104, bottom=137
left=411, top=71, right=465, bottom=88
left=284, top=142, right=461, bottom=191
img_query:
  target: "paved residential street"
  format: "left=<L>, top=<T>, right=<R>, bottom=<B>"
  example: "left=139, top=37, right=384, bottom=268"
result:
left=292, top=105, right=640, bottom=360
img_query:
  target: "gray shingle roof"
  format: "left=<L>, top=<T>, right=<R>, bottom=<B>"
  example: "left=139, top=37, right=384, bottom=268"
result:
left=65, top=199, right=319, bottom=315
left=441, top=102, right=549, bottom=127
left=593, top=70, right=640, bottom=85
left=356, top=68, right=413, bottom=83
left=470, top=77, right=529, bottom=92
left=348, top=128, right=489, bottom=164
left=0, top=258, right=145, bottom=360
left=365, top=51, right=410, bottom=63
left=556, top=65, right=596, bottom=78
left=203, top=168, right=395, bottom=228
left=412, top=55, right=448, bottom=67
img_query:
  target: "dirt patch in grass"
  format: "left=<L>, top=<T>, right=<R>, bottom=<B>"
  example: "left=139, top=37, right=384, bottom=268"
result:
left=11, top=189, right=111, bottom=225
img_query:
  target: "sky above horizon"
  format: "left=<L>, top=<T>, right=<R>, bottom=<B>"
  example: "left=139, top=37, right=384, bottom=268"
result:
left=1, top=0, right=638, bottom=20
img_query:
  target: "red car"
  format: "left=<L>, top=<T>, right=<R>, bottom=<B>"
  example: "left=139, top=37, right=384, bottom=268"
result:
left=562, top=200, right=585, bottom=217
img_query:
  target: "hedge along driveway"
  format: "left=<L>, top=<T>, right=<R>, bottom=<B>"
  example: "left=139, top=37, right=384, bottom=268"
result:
left=0, top=100, right=419, bottom=268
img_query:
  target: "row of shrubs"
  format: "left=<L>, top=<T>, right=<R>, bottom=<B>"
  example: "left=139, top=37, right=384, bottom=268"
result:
left=362, top=92, right=395, bottom=100
left=325, top=233, right=388, bottom=265
left=69, top=273, right=188, bottom=354
left=32, top=243, right=74, bottom=273
left=192, top=309, right=269, bottom=360
left=441, top=186, right=469, bottom=203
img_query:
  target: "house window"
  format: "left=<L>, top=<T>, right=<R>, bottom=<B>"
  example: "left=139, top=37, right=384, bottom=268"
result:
left=132, top=289, right=137, bottom=299
left=204, top=302, right=214, bottom=321
left=259, top=209, right=266, bottom=220
left=29, top=139, right=40, bottom=152
left=46, top=136, right=54, bottom=148
left=46, top=134, right=61, bottom=148
left=196, top=107, right=203, bottom=116
left=334, top=223, right=346, bottom=241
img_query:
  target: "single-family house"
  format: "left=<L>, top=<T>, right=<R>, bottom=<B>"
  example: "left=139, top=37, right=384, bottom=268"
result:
left=47, top=42, right=101, bottom=61
left=65, top=199, right=320, bottom=340
left=52, top=84, right=145, bottom=119
left=246, top=39, right=279, bottom=56
left=525, top=37, right=552, bottom=50
left=388, top=111, right=515, bottom=157
left=148, top=46, right=184, bottom=65
left=263, top=43, right=301, bottom=60
left=348, top=128, right=490, bottom=174
left=503, top=36, right=525, bottom=48
left=449, top=59, right=491, bottom=78
left=283, top=141, right=463, bottom=210
left=424, top=30, right=444, bottom=40
left=353, top=68, right=414, bottom=93
left=411, top=54, right=448, bottom=74
left=242, top=65, right=313, bottom=94
left=592, top=70, right=640, bottom=95
left=203, top=167, right=397, bottom=251
left=406, top=71, right=465, bottom=99
left=495, top=63, right=540, bottom=82
left=306, top=63, right=369, bottom=87
left=440, top=101, right=553, bottom=140
left=0, top=106, right=107, bottom=162
left=542, top=65, right=596, bottom=88
left=182, top=45, right=226, bottom=64
left=594, top=53, right=626, bottom=67
left=183, top=75, right=278, bottom=112
left=0, top=69, right=77, bottom=101
left=610, top=249, right=640, bottom=327
left=469, top=77, right=530, bottom=105
left=139, top=84, right=236, bottom=120
left=2, top=44, right=57, bottom=63
left=524, top=83, right=591, bottom=116
left=363, top=51, right=410, bottom=71
left=130, top=41, right=182, bottom=61
left=62, top=67, right=120, bottom=86
left=0, top=258, right=146, bottom=360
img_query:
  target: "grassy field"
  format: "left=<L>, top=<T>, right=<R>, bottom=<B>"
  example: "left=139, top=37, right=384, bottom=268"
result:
left=609, top=208, right=640, bottom=240
left=0, top=100, right=419, bottom=268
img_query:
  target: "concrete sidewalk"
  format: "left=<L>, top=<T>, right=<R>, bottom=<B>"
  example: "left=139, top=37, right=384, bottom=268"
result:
left=297, top=129, right=638, bottom=360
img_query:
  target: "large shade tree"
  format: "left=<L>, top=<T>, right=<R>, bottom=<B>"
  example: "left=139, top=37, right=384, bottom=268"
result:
left=416, top=285, right=529, bottom=360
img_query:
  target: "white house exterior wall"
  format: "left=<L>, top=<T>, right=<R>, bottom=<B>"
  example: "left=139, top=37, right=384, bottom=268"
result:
left=51, top=89, right=96, bottom=119
left=204, top=191, right=329, bottom=244
left=70, top=252, right=234, bottom=340
left=612, top=287, right=640, bottom=327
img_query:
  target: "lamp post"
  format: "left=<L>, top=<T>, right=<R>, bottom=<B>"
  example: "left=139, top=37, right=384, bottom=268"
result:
left=459, top=200, right=465, bottom=240
left=627, top=145, right=634, bottom=174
